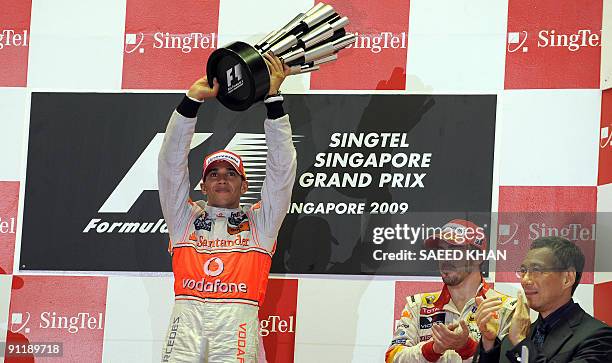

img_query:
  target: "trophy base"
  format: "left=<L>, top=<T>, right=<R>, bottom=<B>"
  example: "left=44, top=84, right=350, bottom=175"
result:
left=206, top=41, right=270, bottom=111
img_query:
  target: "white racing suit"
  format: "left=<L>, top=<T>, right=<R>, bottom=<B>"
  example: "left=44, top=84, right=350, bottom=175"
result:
left=386, top=281, right=516, bottom=363
left=158, top=97, right=296, bottom=362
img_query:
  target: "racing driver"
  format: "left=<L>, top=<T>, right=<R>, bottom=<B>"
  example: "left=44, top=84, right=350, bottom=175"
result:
left=386, top=219, right=516, bottom=362
left=158, top=53, right=296, bottom=362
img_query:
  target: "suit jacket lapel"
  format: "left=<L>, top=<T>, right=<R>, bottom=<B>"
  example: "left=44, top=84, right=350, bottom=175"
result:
left=539, top=304, right=583, bottom=358
left=540, top=320, right=572, bottom=358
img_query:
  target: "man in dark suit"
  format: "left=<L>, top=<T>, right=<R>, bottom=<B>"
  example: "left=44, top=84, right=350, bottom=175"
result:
left=473, top=236, right=612, bottom=362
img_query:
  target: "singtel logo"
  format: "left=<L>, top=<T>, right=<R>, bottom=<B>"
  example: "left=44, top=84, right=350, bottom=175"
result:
left=11, top=311, right=104, bottom=334
left=124, top=32, right=217, bottom=54
left=0, top=29, right=29, bottom=50
left=498, top=222, right=595, bottom=245
left=0, top=216, right=16, bottom=234
left=601, top=126, right=611, bottom=149
left=259, top=315, right=295, bottom=337
left=529, top=223, right=595, bottom=242
left=347, top=32, right=407, bottom=54
left=508, top=29, right=601, bottom=53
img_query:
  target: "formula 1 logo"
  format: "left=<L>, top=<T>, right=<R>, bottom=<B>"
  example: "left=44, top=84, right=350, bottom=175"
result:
left=98, top=133, right=302, bottom=213
left=226, top=63, right=244, bottom=94
left=203, top=257, right=224, bottom=277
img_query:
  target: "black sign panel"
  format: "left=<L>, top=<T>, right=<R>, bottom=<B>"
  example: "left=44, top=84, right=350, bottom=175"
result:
left=22, top=93, right=496, bottom=274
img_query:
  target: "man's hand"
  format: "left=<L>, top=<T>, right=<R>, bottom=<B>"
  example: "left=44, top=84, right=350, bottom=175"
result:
left=474, top=296, right=503, bottom=351
left=431, top=320, right=470, bottom=354
left=187, top=76, right=219, bottom=101
left=508, top=290, right=531, bottom=346
left=264, top=52, right=290, bottom=96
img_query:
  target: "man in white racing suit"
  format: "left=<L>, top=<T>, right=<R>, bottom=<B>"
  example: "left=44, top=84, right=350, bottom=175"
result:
left=158, top=53, right=295, bottom=362
left=386, top=219, right=516, bottom=362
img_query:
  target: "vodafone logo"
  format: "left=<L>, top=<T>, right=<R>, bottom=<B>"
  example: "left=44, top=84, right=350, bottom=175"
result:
left=507, top=29, right=601, bottom=53
left=124, top=32, right=217, bottom=55
left=203, top=257, right=224, bottom=277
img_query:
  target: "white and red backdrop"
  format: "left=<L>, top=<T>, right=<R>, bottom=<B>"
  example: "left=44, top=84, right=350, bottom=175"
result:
left=0, top=0, right=611, bottom=362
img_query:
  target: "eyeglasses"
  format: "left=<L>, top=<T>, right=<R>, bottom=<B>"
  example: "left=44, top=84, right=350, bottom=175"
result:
left=515, top=265, right=565, bottom=279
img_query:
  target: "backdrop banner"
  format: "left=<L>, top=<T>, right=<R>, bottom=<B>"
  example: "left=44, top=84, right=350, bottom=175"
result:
left=21, top=93, right=496, bottom=274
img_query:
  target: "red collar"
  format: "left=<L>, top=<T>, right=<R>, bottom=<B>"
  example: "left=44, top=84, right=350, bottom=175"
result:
left=477, top=278, right=491, bottom=298
left=434, top=284, right=452, bottom=309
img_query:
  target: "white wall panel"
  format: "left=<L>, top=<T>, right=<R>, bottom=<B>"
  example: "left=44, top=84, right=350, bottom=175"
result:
left=406, top=0, right=508, bottom=93
left=294, top=278, right=394, bottom=363
left=102, top=275, right=174, bottom=363
left=28, top=0, right=126, bottom=90
left=498, top=90, right=601, bottom=186
left=0, top=89, right=27, bottom=181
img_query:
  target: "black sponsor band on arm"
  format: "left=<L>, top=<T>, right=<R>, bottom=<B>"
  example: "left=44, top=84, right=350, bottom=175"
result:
left=176, top=95, right=203, bottom=118
left=264, top=95, right=285, bottom=119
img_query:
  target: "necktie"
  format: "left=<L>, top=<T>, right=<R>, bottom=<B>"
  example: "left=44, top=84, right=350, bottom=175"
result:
left=532, top=323, right=547, bottom=349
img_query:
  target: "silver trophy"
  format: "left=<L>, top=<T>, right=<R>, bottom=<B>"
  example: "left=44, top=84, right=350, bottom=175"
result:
left=207, top=2, right=355, bottom=111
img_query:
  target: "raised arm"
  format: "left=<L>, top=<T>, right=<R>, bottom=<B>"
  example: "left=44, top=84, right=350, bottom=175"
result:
left=158, top=77, right=218, bottom=244
left=248, top=53, right=297, bottom=251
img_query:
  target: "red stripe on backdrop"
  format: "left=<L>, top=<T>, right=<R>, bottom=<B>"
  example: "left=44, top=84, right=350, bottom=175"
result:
left=122, top=0, right=221, bottom=89
left=598, top=90, right=612, bottom=186
left=5, top=276, right=108, bottom=362
left=0, top=0, right=32, bottom=87
left=309, top=0, right=410, bottom=90
left=496, top=186, right=596, bottom=283
left=0, top=181, right=19, bottom=274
